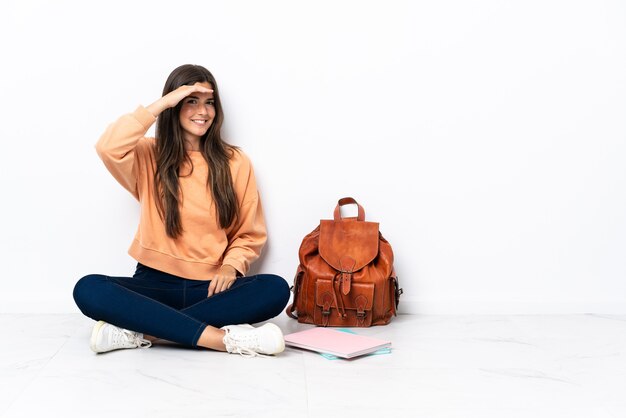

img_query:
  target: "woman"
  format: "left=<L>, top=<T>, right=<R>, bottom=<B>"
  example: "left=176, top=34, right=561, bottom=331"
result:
left=73, top=64, right=290, bottom=357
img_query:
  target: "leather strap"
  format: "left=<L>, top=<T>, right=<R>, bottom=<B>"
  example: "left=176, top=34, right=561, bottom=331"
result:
left=286, top=269, right=304, bottom=319
left=333, top=197, right=365, bottom=221
left=339, top=255, right=356, bottom=295
left=355, top=294, right=368, bottom=326
left=331, top=272, right=347, bottom=318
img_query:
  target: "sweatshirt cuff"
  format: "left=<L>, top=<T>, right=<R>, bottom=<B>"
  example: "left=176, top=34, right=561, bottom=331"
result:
left=132, top=105, right=157, bottom=130
left=222, top=258, right=247, bottom=277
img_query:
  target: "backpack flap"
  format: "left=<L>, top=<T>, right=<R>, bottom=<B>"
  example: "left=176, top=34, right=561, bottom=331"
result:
left=319, top=219, right=379, bottom=271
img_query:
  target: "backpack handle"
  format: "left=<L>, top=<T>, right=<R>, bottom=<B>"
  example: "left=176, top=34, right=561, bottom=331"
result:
left=333, top=197, right=365, bottom=221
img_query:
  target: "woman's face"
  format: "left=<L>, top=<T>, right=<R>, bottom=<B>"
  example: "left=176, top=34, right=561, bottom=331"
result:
left=178, top=81, right=216, bottom=145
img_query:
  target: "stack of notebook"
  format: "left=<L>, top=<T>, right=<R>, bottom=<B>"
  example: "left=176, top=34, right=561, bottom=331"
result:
left=284, top=327, right=392, bottom=359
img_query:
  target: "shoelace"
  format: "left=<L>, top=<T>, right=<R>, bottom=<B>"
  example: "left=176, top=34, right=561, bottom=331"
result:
left=115, top=328, right=152, bottom=349
left=223, top=331, right=268, bottom=358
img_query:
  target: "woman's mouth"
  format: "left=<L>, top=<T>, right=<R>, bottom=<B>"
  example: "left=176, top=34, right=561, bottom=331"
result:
left=191, top=119, right=208, bottom=126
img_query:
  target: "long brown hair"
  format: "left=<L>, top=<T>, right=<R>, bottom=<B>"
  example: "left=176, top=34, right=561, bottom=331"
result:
left=154, top=64, right=238, bottom=238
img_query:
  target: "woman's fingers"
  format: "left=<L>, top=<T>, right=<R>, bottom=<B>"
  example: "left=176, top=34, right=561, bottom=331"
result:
left=208, top=265, right=237, bottom=297
left=180, top=83, right=213, bottom=97
left=165, top=84, right=214, bottom=108
left=146, top=83, right=214, bottom=117
left=218, top=278, right=232, bottom=294
left=215, top=278, right=226, bottom=295
left=191, top=82, right=213, bottom=94
left=207, top=276, right=236, bottom=297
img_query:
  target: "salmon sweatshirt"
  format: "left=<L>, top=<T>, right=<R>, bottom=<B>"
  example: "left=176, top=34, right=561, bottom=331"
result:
left=96, top=105, right=267, bottom=280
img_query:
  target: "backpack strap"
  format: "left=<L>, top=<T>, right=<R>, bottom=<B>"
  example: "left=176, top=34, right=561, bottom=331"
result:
left=286, top=268, right=304, bottom=319
left=333, top=197, right=365, bottom=221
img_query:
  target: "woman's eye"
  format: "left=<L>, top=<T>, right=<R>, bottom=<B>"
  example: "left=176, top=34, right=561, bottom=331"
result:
left=186, top=99, right=197, bottom=105
left=207, top=100, right=215, bottom=106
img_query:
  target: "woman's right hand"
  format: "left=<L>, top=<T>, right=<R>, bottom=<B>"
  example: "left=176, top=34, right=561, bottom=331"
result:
left=146, top=83, right=214, bottom=117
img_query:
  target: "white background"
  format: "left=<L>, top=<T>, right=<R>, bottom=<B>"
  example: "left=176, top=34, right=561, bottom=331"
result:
left=0, top=0, right=624, bottom=314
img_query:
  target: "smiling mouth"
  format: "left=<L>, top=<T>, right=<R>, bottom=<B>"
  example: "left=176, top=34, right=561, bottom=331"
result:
left=191, top=119, right=208, bottom=126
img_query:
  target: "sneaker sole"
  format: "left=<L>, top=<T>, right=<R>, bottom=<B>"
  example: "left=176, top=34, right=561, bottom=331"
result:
left=89, top=320, right=106, bottom=353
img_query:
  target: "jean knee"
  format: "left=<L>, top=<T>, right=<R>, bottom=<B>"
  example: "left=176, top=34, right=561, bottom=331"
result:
left=263, top=274, right=291, bottom=308
left=73, top=274, right=106, bottom=314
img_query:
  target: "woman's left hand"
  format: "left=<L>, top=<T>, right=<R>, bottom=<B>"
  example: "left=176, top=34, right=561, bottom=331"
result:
left=208, top=265, right=238, bottom=297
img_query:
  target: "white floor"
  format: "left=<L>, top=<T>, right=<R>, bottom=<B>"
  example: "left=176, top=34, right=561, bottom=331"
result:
left=1, top=313, right=625, bottom=418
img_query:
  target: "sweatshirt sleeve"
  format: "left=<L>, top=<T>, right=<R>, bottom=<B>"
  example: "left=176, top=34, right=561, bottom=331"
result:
left=95, top=106, right=157, bottom=200
left=221, top=153, right=268, bottom=275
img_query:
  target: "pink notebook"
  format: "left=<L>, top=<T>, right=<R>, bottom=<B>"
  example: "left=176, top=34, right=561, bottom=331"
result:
left=284, top=328, right=392, bottom=359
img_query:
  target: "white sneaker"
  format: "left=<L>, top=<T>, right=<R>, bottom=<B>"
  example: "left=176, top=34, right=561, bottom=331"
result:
left=221, top=323, right=285, bottom=357
left=90, top=320, right=152, bottom=353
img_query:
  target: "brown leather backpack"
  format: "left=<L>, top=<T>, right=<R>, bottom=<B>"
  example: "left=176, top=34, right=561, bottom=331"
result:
left=286, top=197, right=402, bottom=327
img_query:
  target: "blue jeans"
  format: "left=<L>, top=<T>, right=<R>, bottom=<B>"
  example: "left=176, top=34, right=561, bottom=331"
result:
left=73, top=263, right=290, bottom=347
